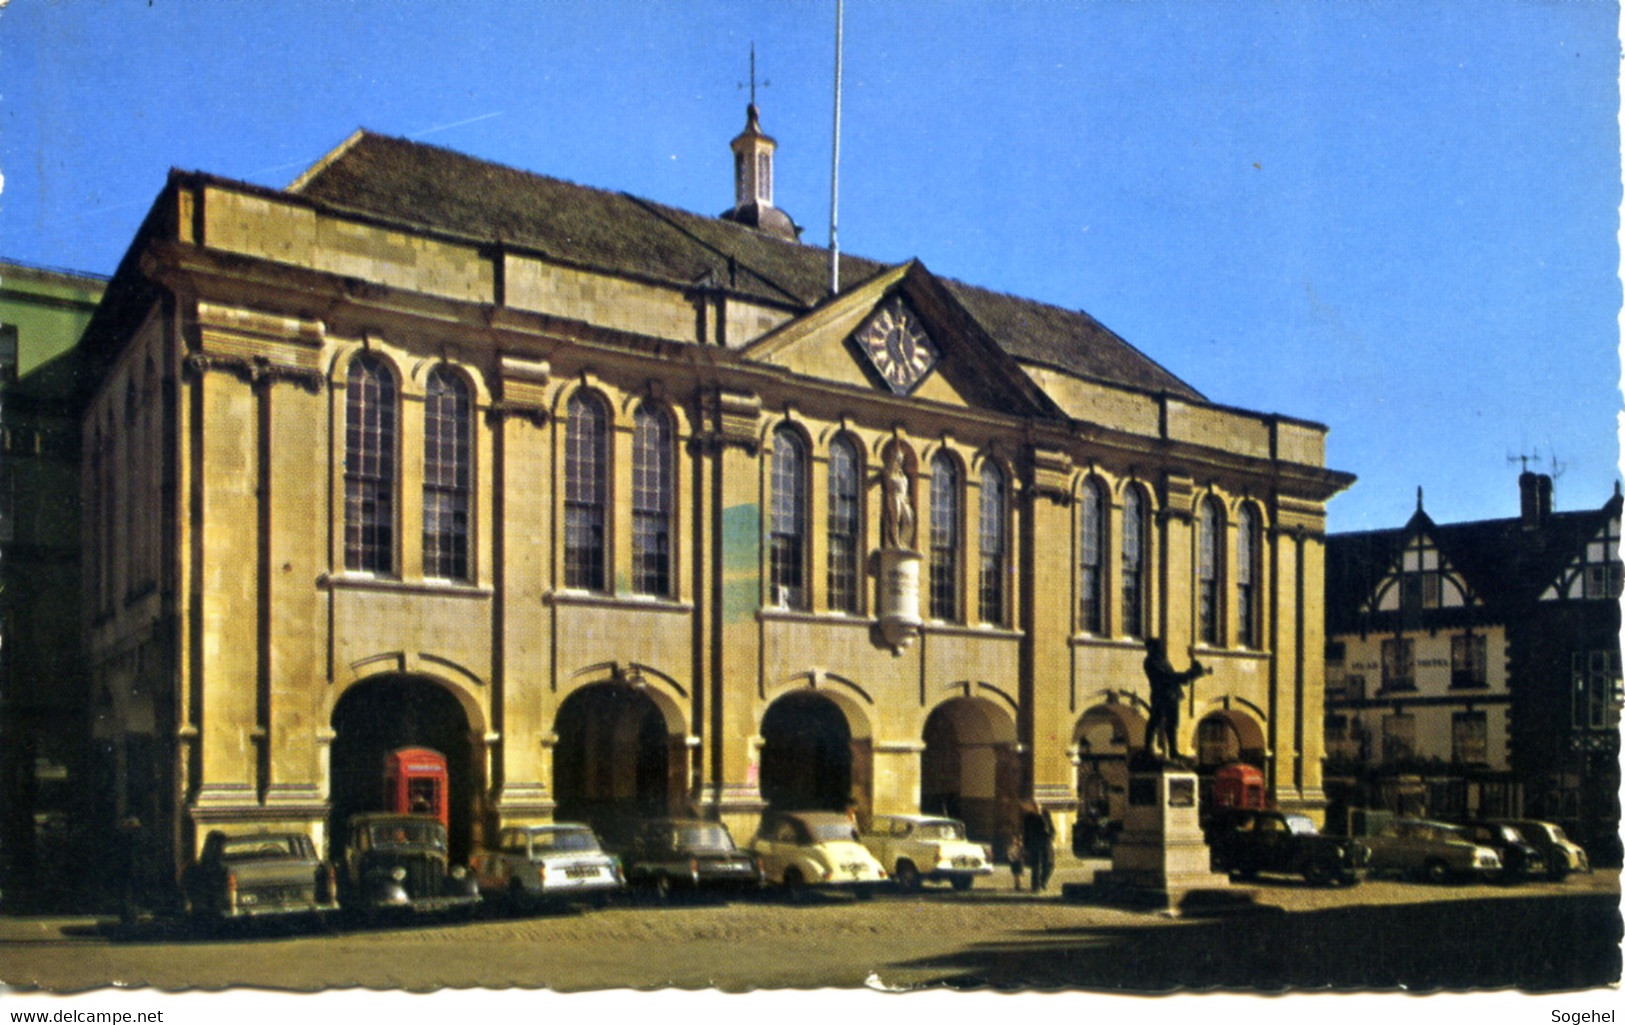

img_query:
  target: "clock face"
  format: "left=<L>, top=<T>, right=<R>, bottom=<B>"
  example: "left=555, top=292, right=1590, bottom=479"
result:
left=855, top=299, right=939, bottom=395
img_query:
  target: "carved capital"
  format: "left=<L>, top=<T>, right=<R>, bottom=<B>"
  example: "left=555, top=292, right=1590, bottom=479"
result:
left=487, top=400, right=550, bottom=427
left=699, top=387, right=762, bottom=454
left=1027, top=446, right=1073, bottom=505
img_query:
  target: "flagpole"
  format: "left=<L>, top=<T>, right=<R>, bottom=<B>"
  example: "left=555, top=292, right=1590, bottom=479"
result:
left=829, top=0, right=844, bottom=296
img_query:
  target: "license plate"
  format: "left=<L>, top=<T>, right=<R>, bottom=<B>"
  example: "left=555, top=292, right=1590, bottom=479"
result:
left=564, top=866, right=599, bottom=879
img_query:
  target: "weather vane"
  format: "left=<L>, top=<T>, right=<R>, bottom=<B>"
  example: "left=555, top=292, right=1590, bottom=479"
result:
left=739, top=42, right=770, bottom=105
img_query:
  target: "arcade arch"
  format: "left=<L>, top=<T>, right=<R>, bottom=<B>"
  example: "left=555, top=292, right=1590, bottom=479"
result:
left=1194, top=708, right=1267, bottom=771
left=759, top=687, right=873, bottom=821
left=553, top=681, right=688, bottom=842
left=921, top=695, right=1018, bottom=846
left=1072, top=701, right=1146, bottom=823
left=329, top=674, right=480, bottom=861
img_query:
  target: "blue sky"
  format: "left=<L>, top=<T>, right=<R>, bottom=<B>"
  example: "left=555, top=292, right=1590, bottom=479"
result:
left=3, top=0, right=1619, bottom=533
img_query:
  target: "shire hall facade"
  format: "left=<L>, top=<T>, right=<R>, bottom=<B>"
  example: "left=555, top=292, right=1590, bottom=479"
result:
left=77, top=109, right=1352, bottom=877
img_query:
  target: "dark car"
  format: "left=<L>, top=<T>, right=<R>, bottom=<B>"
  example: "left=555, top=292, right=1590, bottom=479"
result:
left=1461, top=822, right=1546, bottom=883
left=181, top=830, right=338, bottom=923
left=341, top=813, right=480, bottom=916
left=1206, top=809, right=1367, bottom=886
left=616, top=818, right=764, bottom=899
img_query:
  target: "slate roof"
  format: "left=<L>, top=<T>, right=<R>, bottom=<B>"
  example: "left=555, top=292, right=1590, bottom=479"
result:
left=1325, top=493, right=1623, bottom=633
left=288, top=130, right=1204, bottom=403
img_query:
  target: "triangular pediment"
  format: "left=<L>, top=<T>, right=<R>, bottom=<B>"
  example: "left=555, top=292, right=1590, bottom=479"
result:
left=740, top=261, right=1060, bottom=418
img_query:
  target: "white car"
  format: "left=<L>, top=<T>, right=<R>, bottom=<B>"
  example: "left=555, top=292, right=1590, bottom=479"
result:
left=471, top=823, right=624, bottom=908
left=861, top=814, right=993, bottom=891
left=1493, top=819, right=1592, bottom=881
left=749, top=811, right=888, bottom=897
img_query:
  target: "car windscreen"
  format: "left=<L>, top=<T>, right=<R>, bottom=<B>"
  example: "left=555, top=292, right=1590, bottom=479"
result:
left=805, top=820, right=860, bottom=843
left=533, top=828, right=600, bottom=852
left=911, top=821, right=965, bottom=841
left=676, top=825, right=734, bottom=850
left=366, top=822, right=446, bottom=847
left=220, top=836, right=303, bottom=860
left=1283, top=815, right=1318, bottom=836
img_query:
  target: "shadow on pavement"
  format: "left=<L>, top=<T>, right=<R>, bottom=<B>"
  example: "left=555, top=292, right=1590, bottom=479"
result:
left=884, top=891, right=1622, bottom=993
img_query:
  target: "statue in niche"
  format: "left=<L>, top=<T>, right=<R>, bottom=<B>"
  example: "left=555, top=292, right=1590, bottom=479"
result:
left=881, top=444, right=916, bottom=550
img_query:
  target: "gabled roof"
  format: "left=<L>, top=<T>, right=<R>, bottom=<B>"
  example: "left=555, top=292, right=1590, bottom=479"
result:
left=1326, top=493, right=1623, bottom=633
left=288, top=130, right=1204, bottom=402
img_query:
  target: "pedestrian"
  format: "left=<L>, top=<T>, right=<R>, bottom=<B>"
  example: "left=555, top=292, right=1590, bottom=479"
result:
left=1022, top=805, right=1055, bottom=893
left=1006, top=834, right=1025, bottom=891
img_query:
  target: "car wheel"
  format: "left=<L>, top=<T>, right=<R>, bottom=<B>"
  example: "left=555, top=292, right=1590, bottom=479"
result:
left=1303, top=861, right=1333, bottom=887
left=782, top=867, right=806, bottom=902
left=1423, top=859, right=1451, bottom=885
left=894, top=861, right=921, bottom=892
left=950, top=876, right=973, bottom=892
left=653, top=875, right=672, bottom=904
left=1548, top=864, right=1569, bottom=883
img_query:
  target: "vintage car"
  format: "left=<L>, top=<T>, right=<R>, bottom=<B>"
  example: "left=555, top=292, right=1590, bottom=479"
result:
left=860, top=813, right=993, bottom=891
left=1490, top=819, right=1591, bottom=881
left=1204, top=809, right=1367, bottom=886
left=749, top=810, right=888, bottom=896
left=1460, top=822, right=1545, bottom=883
left=341, top=813, right=480, bottom=915
left=471, top=823, right=624, bottom=907
left=613, top=818, right=762, bottom=899
left=1363, top=817, right=1502, bottom=883
left=181, top=829, right=338, bottom=922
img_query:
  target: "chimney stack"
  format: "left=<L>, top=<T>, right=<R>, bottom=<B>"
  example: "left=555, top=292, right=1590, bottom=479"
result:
left=1519, top=471, right=1553, bottom=528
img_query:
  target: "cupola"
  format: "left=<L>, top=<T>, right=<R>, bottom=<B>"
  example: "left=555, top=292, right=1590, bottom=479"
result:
left=720, top=103, right=801, bottom=242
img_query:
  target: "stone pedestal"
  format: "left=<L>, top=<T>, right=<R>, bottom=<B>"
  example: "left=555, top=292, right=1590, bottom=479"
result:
left=1088, top=764, right=1237, bottom=913
left=876, top=547, right=922, bottom=653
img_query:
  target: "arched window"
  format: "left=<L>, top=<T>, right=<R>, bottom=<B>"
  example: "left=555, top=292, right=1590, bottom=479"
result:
left=423, top=367, right=471, bottom=580
left=564, top=392, right=609, bottom=591
left=1198, top=497, right=1225, bottom=646
left=632, top=404, right=673, bottom=596
left=1121, top=486, right=1147, bottom=638
left=978, top=461, right=1008, bottom=625
left=929, top=453, right=960, bottom=621
left=769, top=426, right=808, bottom=610
left=827, top=436, right=862, bottom=613
left=1079, top=479, right=1106, bottom=634
left=344, top=355, right=396, bottom=573
left=1236, top=504, right=1261, bottom=648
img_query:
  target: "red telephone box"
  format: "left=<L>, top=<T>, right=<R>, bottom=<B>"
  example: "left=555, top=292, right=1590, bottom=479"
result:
left=385, top=747, right=449, bottom=826
left=1212, top=762, right=1266, bottom=812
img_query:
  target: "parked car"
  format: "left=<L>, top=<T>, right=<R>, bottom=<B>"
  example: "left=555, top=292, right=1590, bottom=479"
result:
left=749, top=810, right=888, bottom=897
left=471, top=823, right=624, bottom=908
left=860, top=814, right=992, bottom=891
left=181, top=830, right=338, bottom=923
left=614, top=818, right=763, bottom=899
left=1205, top=809, right=1367, bottom=886
left=1363, top=817, right=1502, bottom=883
left=341, top=813, right=480, bottom=915
left=1489, top=819, right=1591, bottom=881
left=1460, top=822, right=1545, bottom=883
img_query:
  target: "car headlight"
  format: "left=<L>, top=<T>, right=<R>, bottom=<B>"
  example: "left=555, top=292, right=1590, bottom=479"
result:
left=390, top=866, right=407, bottom=882
left=450, top=865, right=468, bottom=879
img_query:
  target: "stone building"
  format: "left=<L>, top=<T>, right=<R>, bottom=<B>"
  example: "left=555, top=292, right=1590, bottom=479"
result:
left=72, top=107, right=1352, bottom=883
left=1324, top=474, right=1622, bottom=861
left=0, top=260, right=107, bottom=903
